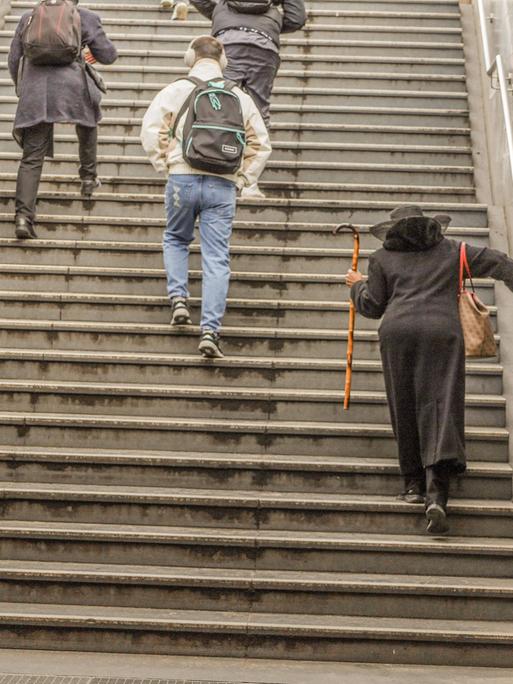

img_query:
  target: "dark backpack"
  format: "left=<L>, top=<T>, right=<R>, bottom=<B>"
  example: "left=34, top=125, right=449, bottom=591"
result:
left=173, top=77, right=246, bottom=176
left=227, top=0, right=273, bottom=15
left=22, top=0, right=81, bottom=66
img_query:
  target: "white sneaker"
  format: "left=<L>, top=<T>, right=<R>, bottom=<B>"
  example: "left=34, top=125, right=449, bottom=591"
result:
left=172, top=1, right=189, bottom=20
left=160, top=0, right=173, bottom=8
left=241, top=183, right=266, bottom=200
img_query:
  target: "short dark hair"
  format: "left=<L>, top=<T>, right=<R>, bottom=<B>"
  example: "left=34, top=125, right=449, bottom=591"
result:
left=191, top=36, right=224, bottom=62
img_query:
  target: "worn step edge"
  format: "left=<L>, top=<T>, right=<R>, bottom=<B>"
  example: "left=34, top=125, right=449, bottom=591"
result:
left=0, top=380, right=504, bottom=410
left=0, top=603, right=512, bottom=643
left=1, top=482, right=511, bottom=516
left=1, top=560, right=512, bottom=597
left=0, top=447, right=507, bottom=478
left=0, top=411, right=507, bottom=441
left=0, top=520, right=510, bottom=555
left=0, top=213, right=490, bottom=235
left=0, top=349, right=501, bottom=377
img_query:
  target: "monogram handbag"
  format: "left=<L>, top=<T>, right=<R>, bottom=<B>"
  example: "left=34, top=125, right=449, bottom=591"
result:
left=458, top=242, right=497, bottom=358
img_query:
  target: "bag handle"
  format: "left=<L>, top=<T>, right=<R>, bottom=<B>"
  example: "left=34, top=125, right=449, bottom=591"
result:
left=171, top=77, right=207, bottom=140
left=459, top=242, right=476, bottom=295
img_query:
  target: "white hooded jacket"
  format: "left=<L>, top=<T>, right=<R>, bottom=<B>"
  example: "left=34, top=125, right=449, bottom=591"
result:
left=140, top=59, right=272, bottom=188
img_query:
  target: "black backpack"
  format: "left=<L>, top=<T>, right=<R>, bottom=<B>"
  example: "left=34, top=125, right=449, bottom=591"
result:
left=173, top=77, right=246, bottom=176
left=22, top=0, right=82, bottom=66
left=227, top=0, right=273, bottom=15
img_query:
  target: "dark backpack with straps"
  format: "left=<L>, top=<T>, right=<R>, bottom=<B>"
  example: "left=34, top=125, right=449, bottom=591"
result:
left=226, top=0, right=273, bottom=15
left=22, top=0, right=81, bottom=66
left=173, top=77, right=246, bottom=176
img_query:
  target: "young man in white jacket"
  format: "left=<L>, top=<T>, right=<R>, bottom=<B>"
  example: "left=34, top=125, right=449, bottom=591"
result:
left=141, top=36, right=271, bottom=358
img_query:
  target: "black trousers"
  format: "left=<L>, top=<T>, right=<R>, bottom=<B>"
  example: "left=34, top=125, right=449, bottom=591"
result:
left=223, top=43, right=280, bottom=128
left=15, top=122, right=98, bottom=223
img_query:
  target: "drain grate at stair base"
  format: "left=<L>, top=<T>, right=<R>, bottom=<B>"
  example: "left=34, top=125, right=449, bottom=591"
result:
left=0, top=677, right=275, bottom=684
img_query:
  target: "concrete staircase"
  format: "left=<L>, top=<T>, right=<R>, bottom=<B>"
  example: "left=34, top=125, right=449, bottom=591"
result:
left=0, top=0, right=512, bottom=667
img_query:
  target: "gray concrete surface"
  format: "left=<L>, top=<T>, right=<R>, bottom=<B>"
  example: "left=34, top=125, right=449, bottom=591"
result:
left=0, top=650, right=512, bottom=684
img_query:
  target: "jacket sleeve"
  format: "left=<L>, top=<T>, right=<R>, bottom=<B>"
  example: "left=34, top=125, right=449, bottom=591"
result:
left=8, top=16, right=25, bottom=85
left=238, top=94, right=272, bottom=189
left=83, top=11, right=118, bottom=65
left=140, top=85, right=179, bottom=174
left=190, top=0, right=217, bottom=20
left=466, top=244, right=513, bottom=292
left=281, top=0, right=307, bottom=33
left=351, top=255, right=389, bottom=319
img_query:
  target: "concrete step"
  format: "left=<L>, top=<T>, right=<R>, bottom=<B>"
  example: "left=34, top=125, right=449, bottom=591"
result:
left=0, top=289, right=498, bottom=333
left=0, top=410, right=507, bottom=461
left=0, top=481, right=512, bottom=537
left=0, top=349, right=503, bottom=395
left=0, top=116, right=472, bottom=146
left=0, top=265, right=496, bottom=305
left=0, top=379, right=504, bottom=427
left=0, top=44, right=467, bottom=74
left=0, top=174, right=476, bottom=203
left=3, top=560, right=513, bottom=622
left=0, top=138, right=474, bottom=170
left=0, top=191, right=487, bottom=224
left=0, top=213, right=491, bottom=248
left=0, top=78, right=470, bottom=109
left=10, top=2, right=464, bottom=28
left=0, top=29, right=466, bottom=59
left=0, top=446, right=509, bottom=498
left=0, top=601, right=511, bottom=666
left=0, top=154, right=476, bottom=187
left=0, top=96, right=471, bottom=126
left=1, top=15, right=465, bottom=44
left=1, top=519, right=511, bottom=579
left=0, top=62, right=468, bottom=91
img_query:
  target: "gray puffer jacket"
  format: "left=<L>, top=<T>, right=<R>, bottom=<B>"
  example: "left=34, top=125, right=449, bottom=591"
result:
left=191, top=0, right=306, bottom=48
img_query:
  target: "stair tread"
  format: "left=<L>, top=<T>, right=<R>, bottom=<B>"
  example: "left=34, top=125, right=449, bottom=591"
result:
left=1, top=559, right=513, bottom=594
left=0, top=600, right=511, bottom=641
left=0, top=348, right=501, bottom=374
left=0, top=379, right=504, bottom=407
left=0, top=445, right=508, bottom=475
left=2, top=481, right=512, bottom=514
left=1, top=519, right=512, bottom=553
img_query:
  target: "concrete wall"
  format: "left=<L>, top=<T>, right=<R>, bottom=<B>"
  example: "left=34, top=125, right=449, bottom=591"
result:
left=465, top=0, right=513, bottom=470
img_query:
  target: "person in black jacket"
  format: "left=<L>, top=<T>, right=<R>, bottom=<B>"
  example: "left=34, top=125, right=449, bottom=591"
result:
left=345, top=205, right=513, bottom=536
left=191, top=0, right=306, bottom=198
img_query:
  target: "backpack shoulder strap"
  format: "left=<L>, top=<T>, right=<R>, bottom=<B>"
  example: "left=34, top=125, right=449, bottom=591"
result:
left=171, top=77, right=206, bottom=139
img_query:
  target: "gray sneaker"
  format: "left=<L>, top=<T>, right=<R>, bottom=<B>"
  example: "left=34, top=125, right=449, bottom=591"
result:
left=170, top=297, right=192, bottom=326
left=198, top=330, right=224, bottom=358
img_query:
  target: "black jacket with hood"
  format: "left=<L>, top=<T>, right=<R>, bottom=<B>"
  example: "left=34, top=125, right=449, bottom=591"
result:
left=350, top=223, right=513, bottom=476
left=191, top=0, right=306, bottom=48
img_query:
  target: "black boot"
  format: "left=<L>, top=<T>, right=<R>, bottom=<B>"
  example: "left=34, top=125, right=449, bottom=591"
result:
left=425, top=464, right=450, bottom=535
left=397, top=475, right=425, bottom=504
left=14, top=216, right=38, bottom=240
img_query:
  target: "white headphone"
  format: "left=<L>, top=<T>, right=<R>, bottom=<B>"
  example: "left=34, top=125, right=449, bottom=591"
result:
left=184, top=36, right=228, bottom=71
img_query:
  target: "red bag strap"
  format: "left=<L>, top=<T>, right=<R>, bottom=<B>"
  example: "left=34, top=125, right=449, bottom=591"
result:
left=459, top=242, right=475, bottom=294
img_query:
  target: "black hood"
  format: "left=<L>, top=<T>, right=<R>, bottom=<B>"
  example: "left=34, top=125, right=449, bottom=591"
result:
left=383, top=217, right=444, bottom=252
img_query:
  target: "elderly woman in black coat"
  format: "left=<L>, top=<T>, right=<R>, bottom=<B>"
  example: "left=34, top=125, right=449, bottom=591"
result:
left=8, top=0, right=117, bottom=239
left=346, top=205, right=513, bottom=535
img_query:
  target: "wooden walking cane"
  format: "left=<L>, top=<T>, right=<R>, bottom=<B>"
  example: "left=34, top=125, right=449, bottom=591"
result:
left=333, top=224, right=360, bottom=410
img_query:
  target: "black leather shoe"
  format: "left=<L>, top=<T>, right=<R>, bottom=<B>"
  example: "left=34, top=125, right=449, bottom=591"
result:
left=14, top=216, right=38, bottom=240
left=397, top=479, right=425, bottom=504
left=81, top=178, right=101, bottom=197
left=426, top=503, right=450, bottom=535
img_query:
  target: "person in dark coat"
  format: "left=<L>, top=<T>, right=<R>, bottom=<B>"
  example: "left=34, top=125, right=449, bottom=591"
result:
left=345, top=205, right=513, bottom=535
left=8, top=0, right=117, bottom=239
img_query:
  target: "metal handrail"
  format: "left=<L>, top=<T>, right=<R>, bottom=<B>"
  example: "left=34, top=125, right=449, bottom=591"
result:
left=476, top=0, right=513, bottom=182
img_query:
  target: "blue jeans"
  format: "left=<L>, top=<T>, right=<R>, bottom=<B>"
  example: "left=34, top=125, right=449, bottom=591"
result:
left=163, top=174, right=236, bottom=332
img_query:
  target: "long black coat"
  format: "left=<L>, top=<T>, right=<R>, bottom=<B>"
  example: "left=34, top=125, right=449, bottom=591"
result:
left=8, top=8, right=117, bottom=134
left=351, top=224, right=513, bottom=476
